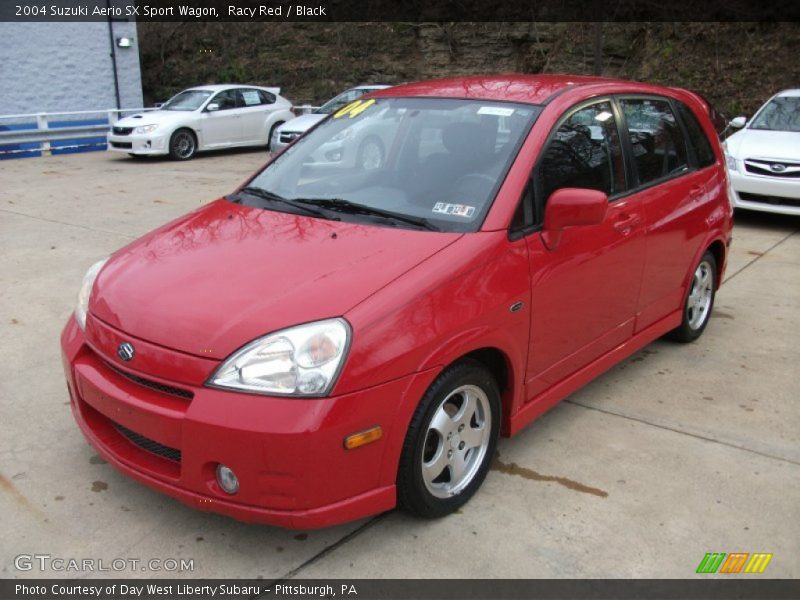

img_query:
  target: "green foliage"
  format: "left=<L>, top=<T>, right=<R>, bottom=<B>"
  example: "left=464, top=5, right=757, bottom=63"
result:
left=137, top=22, right=800, bottom=116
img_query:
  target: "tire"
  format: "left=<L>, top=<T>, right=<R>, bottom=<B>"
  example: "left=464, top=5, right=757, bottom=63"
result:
left=168, top=128, right=197, bottom=160
left=267, top=121, right=284, bottom=152
left=356, top=137, right=384, bottom=170
left=668, top=250, right=717, bottom=343
left=397, top=359, right=501, bottom=518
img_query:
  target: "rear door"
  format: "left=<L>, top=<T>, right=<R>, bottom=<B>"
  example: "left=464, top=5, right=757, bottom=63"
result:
left=522, top=99, right=647, bottom=398
left=616, top=96, right=718, bottom=331
left=239, top=88, right=276, bottom=145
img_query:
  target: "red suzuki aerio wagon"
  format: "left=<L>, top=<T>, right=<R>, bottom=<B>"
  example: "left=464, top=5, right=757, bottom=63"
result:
left=62, top=75, right=733, bottom=528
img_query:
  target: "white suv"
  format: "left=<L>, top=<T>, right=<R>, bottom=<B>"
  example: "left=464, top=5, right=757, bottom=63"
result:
left=724, top=89, right=800, bottom=216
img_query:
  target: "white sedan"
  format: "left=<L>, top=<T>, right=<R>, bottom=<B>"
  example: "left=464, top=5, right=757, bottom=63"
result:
left=725, top=89, right=800, bottom=215
left=271, top=85, right=390, bottom=152
left=107, top=85, right=295, bottom=160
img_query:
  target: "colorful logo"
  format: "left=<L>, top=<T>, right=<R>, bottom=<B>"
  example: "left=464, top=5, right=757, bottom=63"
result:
left=696, top=552, right=773, bottom=574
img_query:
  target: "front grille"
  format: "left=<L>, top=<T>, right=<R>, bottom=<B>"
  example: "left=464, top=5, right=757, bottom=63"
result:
left=112, top=126, right=133, bottom=136
left=110, top=141, right=133, bottom=149
left=738, top=192, right=800, bottom=208
left=107, top=363, right=194, bottom=400
left=744, top=159, right=800, bottom=178
left=113, top=422, right=182, bottom=463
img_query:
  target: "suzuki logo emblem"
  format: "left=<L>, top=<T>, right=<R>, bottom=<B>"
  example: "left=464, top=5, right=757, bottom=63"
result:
left=117, top=342, right=135, bottom=362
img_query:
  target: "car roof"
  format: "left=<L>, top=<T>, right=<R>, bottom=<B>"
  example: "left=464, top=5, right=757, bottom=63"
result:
left=775, top=89, right=800, bottom=97
left=368, top=74, right=634, bottom=105
left=187, top=84, right=276, bottom=92
left=352, top=84, right=392, bottom=91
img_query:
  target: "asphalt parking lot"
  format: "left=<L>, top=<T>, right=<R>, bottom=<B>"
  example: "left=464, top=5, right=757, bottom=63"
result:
left=1, top=149, right=798, bottom=579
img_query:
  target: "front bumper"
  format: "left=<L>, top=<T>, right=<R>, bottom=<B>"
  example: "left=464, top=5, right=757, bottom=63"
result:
left=61, top=314, right=437, bottom=528
left=107, top=132, right=170, bottom=156
left=729, top=167, right=800, bottom=216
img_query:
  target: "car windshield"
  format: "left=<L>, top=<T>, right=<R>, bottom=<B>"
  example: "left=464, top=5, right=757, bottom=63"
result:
left=314, top=89, right=371, bottom=115
left=749, top=96, right=800, bottom=132
left=243, top=97, right=540, bottom=232
left=161, top=90, right=213, bottom=111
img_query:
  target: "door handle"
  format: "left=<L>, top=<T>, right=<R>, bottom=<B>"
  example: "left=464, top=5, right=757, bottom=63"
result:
left=689, top=185, right=703, bottom=200
left=613, top=213, right=641, bottom=235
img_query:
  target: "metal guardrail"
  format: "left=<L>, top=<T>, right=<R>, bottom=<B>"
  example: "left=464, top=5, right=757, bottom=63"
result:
left=294, top=105, right=319, bottom=115
left=0, top=107, right=155, bottom=155
left=0, top=104, right=319, bottom=156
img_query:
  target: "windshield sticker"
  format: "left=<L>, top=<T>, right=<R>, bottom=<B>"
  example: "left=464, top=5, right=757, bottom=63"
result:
left=333, top=98, right=376, bottom=119
left=477, top=106, right=515, bottom=117
left=433, top=202, right=476, bottom=218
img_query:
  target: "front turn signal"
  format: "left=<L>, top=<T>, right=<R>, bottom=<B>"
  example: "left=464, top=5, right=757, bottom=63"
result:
left=344, top=426, right=383, bottom=450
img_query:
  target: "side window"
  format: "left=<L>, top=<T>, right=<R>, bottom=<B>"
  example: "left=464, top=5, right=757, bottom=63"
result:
left=620, top=98, right=688, bottom=185
left=675, top=101, right=716, bottom=168
left=240, top=89, right=264, bottom=107
left=536, top=101, right=626, bottom=208
left=211, top=90, right=239, bottom=111
left=257, top=90, right=276, bottom=105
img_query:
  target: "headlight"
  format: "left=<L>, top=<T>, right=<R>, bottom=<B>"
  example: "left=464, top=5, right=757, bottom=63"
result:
left=134, top=124, right=159, bottom=134
left=330, top=128, right=353, bottom=142
left=75, top=259, right=107, bottom=330
left=208, top=318, right=351, bottom=397
left=725, top=154, right=737, bottom=172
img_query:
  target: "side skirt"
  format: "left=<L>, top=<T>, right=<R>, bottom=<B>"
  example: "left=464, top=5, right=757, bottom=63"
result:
left=506, top=309, right=682, bottom=436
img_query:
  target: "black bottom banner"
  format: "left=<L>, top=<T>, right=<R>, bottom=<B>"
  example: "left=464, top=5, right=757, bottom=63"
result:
left=3, top=579, right=800, bottom=600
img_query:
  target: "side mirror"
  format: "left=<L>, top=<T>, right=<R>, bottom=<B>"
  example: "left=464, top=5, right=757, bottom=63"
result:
left=206, top=103, right=220, bottom=112
left=542, top=188, right=608, bottom=250
left=730, top=116, right=746, bottom=129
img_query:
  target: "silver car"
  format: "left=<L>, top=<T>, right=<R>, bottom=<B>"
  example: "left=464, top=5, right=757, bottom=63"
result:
left=271, top=85, right=391, bottom=153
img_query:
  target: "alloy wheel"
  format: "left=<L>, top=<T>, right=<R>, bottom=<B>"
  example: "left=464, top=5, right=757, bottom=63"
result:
left=421, top=384, right=491, bottom=498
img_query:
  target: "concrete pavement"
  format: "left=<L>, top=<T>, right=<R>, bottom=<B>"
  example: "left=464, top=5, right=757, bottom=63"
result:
left=1, top=150, right=797, bottom=579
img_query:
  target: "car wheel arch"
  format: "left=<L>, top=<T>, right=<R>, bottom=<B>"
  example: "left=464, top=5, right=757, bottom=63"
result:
left=417, top=339, right=521, bottom=435
left=683, top=236, right=727, bottom=295
left=706, top=239, right=727, bottom=289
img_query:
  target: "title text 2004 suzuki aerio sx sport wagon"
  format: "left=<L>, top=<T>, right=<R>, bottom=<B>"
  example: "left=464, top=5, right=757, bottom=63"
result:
left=62, top=75, right=733, bottom=529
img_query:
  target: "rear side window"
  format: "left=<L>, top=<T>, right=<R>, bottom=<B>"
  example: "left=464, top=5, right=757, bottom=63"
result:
left=536, top=100, right=626, bottom=205
left=675, top=101, right=716, bottom=168
left=257, top=90, right=276, bottom=105
left=620, top=98, right=688, bottom=185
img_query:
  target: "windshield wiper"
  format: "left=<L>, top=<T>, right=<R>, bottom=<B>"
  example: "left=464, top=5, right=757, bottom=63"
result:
left=231, top=187, right=333, bottom=220
left=292, top=198, right=439, bottom=231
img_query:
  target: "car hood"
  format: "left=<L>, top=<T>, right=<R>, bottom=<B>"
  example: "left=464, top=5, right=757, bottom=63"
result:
left=90, top=199, right=461, bottom=360
left=114, top=110, right=189, bottom=127
left=725, top=128, right=800, bottom=161
left=278, top=113, right=327, bottom=134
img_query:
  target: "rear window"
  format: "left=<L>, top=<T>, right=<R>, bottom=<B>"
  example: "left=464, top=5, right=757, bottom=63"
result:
left=676, top=102, right=716, bottom=168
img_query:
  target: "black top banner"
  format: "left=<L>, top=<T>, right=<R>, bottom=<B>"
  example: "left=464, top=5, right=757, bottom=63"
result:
left=4, top=579, right=800, bottom=600
left=2, top=0, right=800, bottom=22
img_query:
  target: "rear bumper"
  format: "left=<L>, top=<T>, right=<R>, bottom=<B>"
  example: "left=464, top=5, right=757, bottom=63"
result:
left=61, top=315, right=438, bottom=528
left=729, top=169, right=800, bottom=215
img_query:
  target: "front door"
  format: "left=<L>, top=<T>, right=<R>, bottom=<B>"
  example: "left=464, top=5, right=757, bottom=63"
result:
left=201, top=89, right=243, bottom=147
left=524, top=99, right=647, bottom=398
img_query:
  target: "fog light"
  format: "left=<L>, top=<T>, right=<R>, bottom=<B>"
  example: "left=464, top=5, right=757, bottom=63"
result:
left=216, top=464, right=239, bottom=494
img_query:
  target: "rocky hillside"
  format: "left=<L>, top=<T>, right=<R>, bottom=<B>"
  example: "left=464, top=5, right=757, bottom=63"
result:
left=138, top=22, right=800, bottom=118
